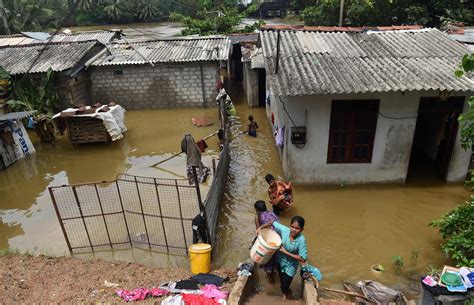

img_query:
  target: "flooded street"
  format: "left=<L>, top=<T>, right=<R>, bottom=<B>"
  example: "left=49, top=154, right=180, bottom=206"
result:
left=67, top=18, right=302, bottom=41
left=0, top=108, right=220, bottom=266
left=0, top=83, right=469, bottom=294
left=215, top=85, right=470, bottom=292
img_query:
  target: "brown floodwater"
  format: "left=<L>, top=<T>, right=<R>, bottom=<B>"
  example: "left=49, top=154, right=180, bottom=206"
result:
left=215, top=84, right=470, bottom=294
left=0, top=84, right=469, bottom=294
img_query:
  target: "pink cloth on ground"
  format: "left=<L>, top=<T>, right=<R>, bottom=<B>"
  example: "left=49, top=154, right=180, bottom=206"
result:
left=117, top=287, right=168, bottom=302
left=200, top=284, right=228, bottom=300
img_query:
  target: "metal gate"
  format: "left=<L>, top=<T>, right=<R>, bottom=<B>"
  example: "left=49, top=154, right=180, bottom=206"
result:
left=49, top=173, right=203, bottom=255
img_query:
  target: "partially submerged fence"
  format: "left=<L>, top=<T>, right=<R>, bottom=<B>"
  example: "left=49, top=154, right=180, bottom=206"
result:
left=49, top=174, right=202, bottom=255
left=49, top=103, right=231, bottom=255
left=203, top=104, right=230, bottom=246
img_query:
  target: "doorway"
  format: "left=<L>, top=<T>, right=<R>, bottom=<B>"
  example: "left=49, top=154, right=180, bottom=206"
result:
left=231, top=44, right=243, bottom=82
left=408, top=97, right=465, bottom=180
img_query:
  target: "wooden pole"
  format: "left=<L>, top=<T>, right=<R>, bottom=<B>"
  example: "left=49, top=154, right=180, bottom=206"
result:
left=151, top=131, right=219, bottom=167
left=320, top=287, right=373, bottom=303
left=338, top=0, right=344, bottom=27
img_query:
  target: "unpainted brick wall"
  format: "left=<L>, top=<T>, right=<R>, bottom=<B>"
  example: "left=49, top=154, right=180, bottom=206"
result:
left=89, top=63, right=220, bottom=109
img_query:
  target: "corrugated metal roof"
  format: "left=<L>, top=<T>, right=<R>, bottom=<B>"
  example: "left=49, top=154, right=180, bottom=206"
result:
left=0, top=30, right=119, bottom=47
left=260, top=29, right=474, bottom=95
left=0, top=110, right=35, bottom=121
left=91, top=36, right=230, bottom=66
left=260, top=24, right=423, bottom=32
left=0, top=41, right=100, bottom=75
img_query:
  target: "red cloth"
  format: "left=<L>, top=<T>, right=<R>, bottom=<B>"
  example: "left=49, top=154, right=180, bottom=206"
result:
left=181, top=294, right=220, bottom=305
left=196, top=139, right=208, bottom=153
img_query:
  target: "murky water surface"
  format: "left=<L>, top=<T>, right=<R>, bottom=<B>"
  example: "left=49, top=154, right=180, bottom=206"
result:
left=68, top=18, right=303, bottom=41
left=0, top=84, right=469, bottom=293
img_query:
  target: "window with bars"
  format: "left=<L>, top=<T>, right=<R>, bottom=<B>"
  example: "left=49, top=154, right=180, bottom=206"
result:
left=327, top=100, right=379, bottom=163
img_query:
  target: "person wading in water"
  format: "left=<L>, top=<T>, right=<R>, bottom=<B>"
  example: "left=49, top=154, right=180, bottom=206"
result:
left=265, top=174, right=293, bottom=215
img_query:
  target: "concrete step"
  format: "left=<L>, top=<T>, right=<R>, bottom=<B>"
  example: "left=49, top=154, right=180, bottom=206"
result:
left=244, top=292, right=304, bottom=305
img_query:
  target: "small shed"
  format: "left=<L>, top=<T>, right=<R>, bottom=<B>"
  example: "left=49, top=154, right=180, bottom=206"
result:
left=53, top=104, right=127, bottom=145
left=0, top=111, right=36, bottom=170
left=88, top=36, right=231, bottom=109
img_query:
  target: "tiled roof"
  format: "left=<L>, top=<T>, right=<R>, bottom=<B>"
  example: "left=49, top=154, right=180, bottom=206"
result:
left=260, top=29, right=474, bottom=96
left=0, top=41, right=101, bottom=75
left=91, top=36, right=230, bottom=66
left=0, top=30, right=119, bottom=47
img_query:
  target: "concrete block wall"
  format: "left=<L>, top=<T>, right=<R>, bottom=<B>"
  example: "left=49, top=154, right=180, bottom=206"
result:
left=90, top=62, right=219, bottom=109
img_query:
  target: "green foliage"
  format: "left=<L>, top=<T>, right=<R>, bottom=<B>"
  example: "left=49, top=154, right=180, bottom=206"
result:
left=245, top=3, right=259, bottom=16
left=456, top=54, right=474, bottom=151
left=346, top=0, right=375, bottom=26
left=241, top=20, right=265, bottom=33
left=410, top=249, right=420, bottom=266
left=5, top=67, right=60, bottom=118
left=301, top=1, right=339, bottom=26
left=171, top=8, right=243, bottom=35
left=430, top=202, right=474, bottom=267
left=392, top=256, right=404, bottom=274
left=299, top=0, right=472, bottom=27
left=426, top=265, right=442, bottom=277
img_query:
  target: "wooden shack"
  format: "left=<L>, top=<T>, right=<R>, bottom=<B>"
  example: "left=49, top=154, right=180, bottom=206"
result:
left=53, top=105, right=126, bottom=145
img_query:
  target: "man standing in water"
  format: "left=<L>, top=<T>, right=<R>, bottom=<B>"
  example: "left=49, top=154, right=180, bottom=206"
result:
left=265, top=174, right=293, bottom=215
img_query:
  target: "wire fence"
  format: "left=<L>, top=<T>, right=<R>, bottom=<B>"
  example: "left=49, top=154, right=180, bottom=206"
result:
left=49, top=104, right=230, bottom=255
left=49, top=174, right=201, bottom=255
left=203, top=102, right=230, bottom=246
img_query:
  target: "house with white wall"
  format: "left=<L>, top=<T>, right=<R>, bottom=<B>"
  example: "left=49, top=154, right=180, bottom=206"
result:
left=259, top=28, right=474, bottom=184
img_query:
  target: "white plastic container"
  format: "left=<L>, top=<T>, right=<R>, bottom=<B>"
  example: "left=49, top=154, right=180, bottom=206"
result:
left=250, top=228, right=282, bottom=265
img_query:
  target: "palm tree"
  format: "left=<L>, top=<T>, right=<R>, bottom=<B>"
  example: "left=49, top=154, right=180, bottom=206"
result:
left=136, top=0, right=159, bottom=20
left=103, top=0, right=125, bottom=20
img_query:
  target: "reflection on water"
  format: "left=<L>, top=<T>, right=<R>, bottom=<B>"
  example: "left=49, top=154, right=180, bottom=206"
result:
left=0, top=84, right=469, bottom=292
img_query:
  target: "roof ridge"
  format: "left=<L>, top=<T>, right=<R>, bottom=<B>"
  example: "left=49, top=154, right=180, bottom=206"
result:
left=0, top=39, right=99, bottom=49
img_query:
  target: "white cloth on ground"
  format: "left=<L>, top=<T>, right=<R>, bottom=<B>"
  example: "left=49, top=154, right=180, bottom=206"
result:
left=161, top=295, right=184, bottom=305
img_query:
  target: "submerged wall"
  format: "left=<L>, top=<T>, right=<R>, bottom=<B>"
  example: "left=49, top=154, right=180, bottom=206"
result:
left=267, top=91, right=471, bottom=184
left=89, top=62, right=220, bottom=109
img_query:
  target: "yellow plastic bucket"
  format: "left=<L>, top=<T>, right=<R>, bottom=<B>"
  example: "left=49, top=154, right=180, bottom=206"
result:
left=189, top=243, right=212, bottom=274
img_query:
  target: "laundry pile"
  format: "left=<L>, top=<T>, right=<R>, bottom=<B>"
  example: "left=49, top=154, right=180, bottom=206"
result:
left=116, top=273, right=230, bottom=304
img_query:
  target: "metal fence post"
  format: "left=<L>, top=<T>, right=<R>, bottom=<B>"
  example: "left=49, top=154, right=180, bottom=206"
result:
left=134, top=176, right=152, bottom=250
left=72, top=185, right=94, bottom=251
left=48, top=187, right=73, bottom=253
left=192, top=166, right=211, bottom=246
left=116, top=180, right=133, bottom=247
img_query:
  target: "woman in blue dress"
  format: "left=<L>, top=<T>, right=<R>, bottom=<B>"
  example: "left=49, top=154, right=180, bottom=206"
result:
left=257, top=216, right=307, bottom=299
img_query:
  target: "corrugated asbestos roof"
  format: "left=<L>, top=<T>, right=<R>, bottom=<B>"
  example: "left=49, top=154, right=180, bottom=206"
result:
left=0, top=41, right=100, bottom=75
left=260, top=29, right=474, bottom=96
left=91, top=36, right=230, bottom=66
left=0, top=30, right=119, bottom=47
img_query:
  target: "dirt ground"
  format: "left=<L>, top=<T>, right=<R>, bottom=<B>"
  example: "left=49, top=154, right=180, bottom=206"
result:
left=0, top=253, right=236, bottom=304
